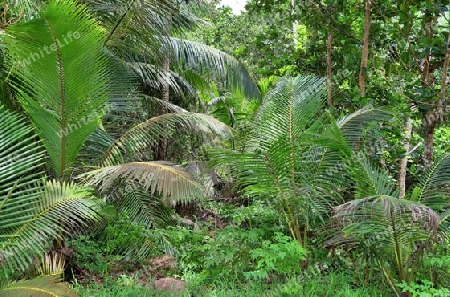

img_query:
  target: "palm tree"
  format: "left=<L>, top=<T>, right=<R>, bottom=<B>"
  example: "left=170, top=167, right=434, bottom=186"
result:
left=1, top=0, right=235, bottom=240
left=0, top=104, right=105, bottom=280
left=82, top=0, right=261, bottom=100
left=2, top=0, right=260, bottom=172
left=212, top=76, right=393, bottom=248
left=325, top=142, right=450, bottom=292
left=3, top=0, right=114, bottom=178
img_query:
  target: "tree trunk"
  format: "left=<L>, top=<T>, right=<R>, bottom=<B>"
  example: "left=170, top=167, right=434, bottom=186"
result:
left=291, top=0, right=298, bottom=45
left=398, top=117, right=412, bottom=198
left=423, top=113, right=435, bottom=169
left=359, top=0, right=371, bottom=97
left=161, top=58, right=170, bottom=103
left=156, top=58, right=170, bottom=160
left=420, top=11, right=433, bottom=169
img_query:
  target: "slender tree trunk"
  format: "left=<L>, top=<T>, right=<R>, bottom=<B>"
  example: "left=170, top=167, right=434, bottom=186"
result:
left=423, top=115, right=435, bottom=169
left=156, top=58, right=170, bottom=160
left=439, top=31, right=450, bottom=111
left=291, top=0, right=298, bottom=45
left=326, top=30, right=333, bottom=106
left=398, top=117, right=412, bottom=198
left=359, top=0, right=371, bottom=97
left=161, top=58, right=170, bottom=103
left=421, top=12, right=433, bottom=169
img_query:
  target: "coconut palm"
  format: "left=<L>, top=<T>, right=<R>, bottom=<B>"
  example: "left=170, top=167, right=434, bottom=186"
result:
left=81, top=0, right=261, bottom=101
left=325, top=145, right=450, bottom=292
left=211, top=76, right=391, bottom=246
left=0, top=104, right=105, bottom=280
left=0, top=0, right=234, bottom=278
left=2, top=0, right=115, bottom=178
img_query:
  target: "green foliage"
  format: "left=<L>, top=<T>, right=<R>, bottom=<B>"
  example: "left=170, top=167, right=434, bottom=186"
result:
left=1, top=180, right=105, bottom=278
left=244, top=232, right=306, bottom=280
left=166, top=225, right=308, bottom=284
left=0, top=104, right=105, bottom=279
left=97, top=112, right=232, bottom=167
left=397, top=280, right=450, bottom=297
left=212, top=76, right=390, bottom=247
left=71, top=217, right=173, bottom=275
left=74, top=278, right=158, bottom=297
left=0, top=275, right=76, bottom=297
left=212, top=76, right=331, bottom=244
left=327, top=153, right=450, bottom=292
left=71, top=235, right=108, bottom=275
left=166, top=226, right=260, bottom=282
left=271, top=272, right=385, bottom=297
left=3, top=0, right=114, bottom=177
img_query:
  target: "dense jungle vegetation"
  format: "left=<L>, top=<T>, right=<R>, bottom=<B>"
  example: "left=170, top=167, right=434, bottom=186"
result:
left=0, top=0, right=450, bottom=296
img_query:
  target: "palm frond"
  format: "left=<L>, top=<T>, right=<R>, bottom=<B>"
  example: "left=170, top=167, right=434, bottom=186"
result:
left=331, top=195, right=440, bottom=253
left=128, top=62, right=198, bottom=99
left=210, top=76, right=335, bottom=243
left=76, top=128, right=116, bottom=168
left=107, top=184, right=174, bottom=228
left=349, top=153, right=398, bottom=198
left=0, top=104, right=45, bottom=205
left=166, top=37, right=260, bottom=98
left=3, top=0, right=113, bottom=177
left=414, top=154, right=450, bottom=211
left=83, top=0, right=202, bottom=47
left=337, top=106, right=392, bottom=149
left=99, top=112, right=232, bottom=166
left=249, top=76, right=326, bottom=151
left=0, top=180, right=104, bottom=277
left=308, top=114, right=354, bottom=157
left=34, top=252, right=66, bottom=277
left=0, top=275, right=76, bottom=297
left=83, top=161, right=205, bottom=204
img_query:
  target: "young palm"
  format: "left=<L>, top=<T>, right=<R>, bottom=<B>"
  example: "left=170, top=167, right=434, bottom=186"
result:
left=212, top=76, right=392, bottom=247
left=325, top=134, right=450, bottom=292
left=0, top=104, right=104, bottom=281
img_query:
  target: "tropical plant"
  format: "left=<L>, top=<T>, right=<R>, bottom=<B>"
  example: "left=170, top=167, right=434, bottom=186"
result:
left=0, top=2, right=240, bottom=268
left=79, top=110, right=232, bottom=227
left=212, top=75, right=392, bottom=247
left=0, top=275, right=77, bottom=297
left=2, top=0, right=116, bottom=178
left=326, top=151, right=450, bottom=293
left=0, top=104, right=105, bottom=280
left=211, top=77, right=328, bottom=246
left=80, top=0, right=260, bottom=104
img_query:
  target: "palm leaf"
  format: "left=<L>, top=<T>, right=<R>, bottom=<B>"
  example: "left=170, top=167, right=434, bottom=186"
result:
left=349, top=153, right=398, bottom=198
left=83, top=161, right=205, bottom=204
left=0, top=104, right=45, bottom=207
left=107, top=184, right=174, bottom=228
left=0, top=275, right=77, bottom=297
left=330, top=196, right=440, bottom=271
left=0, top=180, right=104, bottom=277
left=3, top=0, right=112, bottom=177
left=248, top=76, right=326, bottom=151
left=336, top=106, right=392, bottom=149
left=99, top=112, right=232, bottom=166
left=128, top=62, right=193, bottom=98
left=414, top=154, right=450, bottom=211
left=210, top=76, right=336, bottom=243
left=166, top=37, right=260, bottom=98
